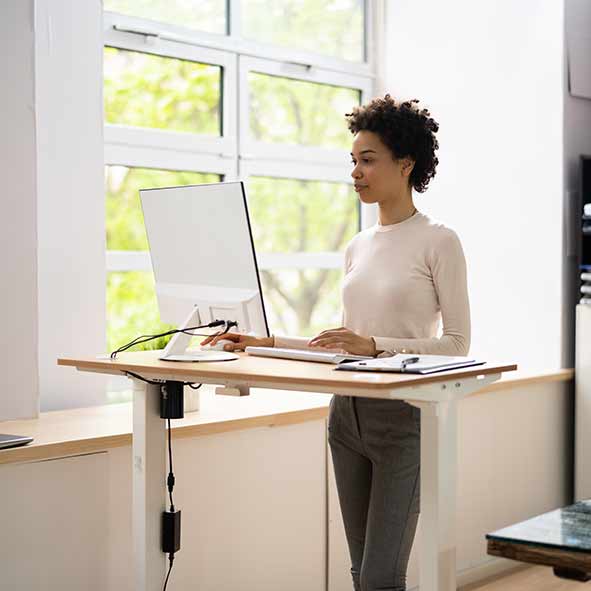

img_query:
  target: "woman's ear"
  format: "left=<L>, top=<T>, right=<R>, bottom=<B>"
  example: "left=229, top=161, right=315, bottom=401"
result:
left=401, top=158, right=415, bottom=178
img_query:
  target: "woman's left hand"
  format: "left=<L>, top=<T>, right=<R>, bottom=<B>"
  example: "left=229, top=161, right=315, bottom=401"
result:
left=308, top=327, right=377, bottom=356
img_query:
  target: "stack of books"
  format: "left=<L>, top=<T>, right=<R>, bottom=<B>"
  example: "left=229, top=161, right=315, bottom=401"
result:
left=582, top=271, right=591, bottom=305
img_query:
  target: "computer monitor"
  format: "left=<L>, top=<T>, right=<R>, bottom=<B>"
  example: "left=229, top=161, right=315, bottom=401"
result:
left=139, top=181, right=270, bottom=361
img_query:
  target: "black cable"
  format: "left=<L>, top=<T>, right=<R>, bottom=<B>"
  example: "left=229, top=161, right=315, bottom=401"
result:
left=162, top=554, right=174, bottom=591
left=124, top=371, right=162, bottom=386
left=167, top=418, right=174, bottom=510
left=124, top=371, right=203, bottom=391
left=112, top=328, right=193, bottom=357
left=163, top=417, right=176, bottom=590
left=111, top=325, right=212, bottom=358
left=110, top=319, right=236, bottom=359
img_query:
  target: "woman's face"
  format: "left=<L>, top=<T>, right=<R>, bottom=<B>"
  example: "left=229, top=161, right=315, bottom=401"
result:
left=350, top=130, right=414, bottom=205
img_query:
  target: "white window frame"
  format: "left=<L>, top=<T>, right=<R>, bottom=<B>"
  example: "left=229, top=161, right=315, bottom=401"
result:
left=106, top=250, right=152, bottom=272
left=103, top=29, right=238, bottom=157
left=104, top=2, right=376, bottom=77
left=104, top=147, right=235, bottom=178
left=239, top=155, right=351, bottom=185
left=239, top=55, right=372, bottom=166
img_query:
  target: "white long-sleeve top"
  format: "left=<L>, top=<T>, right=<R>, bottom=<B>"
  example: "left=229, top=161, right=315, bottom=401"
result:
left=274, top=211, right=471, bottom=356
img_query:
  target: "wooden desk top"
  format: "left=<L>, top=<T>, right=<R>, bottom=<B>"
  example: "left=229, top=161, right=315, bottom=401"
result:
left=58, top=351, right=517, bottom=397
left=1, top=367, right=568, bottom=466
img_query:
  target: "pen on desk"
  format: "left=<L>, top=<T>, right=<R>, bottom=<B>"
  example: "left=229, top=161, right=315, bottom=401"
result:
left=400, top=356, right=420, bottom=371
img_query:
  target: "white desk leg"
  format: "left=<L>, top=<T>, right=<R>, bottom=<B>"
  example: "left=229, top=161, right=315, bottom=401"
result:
left=416, top=399, right=458, bottom=591
left=405, top=374, right=499, bottom=591
left=132, top=379, right=167, bottom=591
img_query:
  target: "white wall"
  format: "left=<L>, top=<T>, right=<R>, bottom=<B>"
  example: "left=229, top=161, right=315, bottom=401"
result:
left=564, top=0, right=591, bottom=368
left=0, top=1, right=108, bottom=417
left=35, top=0, right=107, bottom=411
left=0, top=1, right=40, bottom=420
left=384, top=0, right=564, bottom=372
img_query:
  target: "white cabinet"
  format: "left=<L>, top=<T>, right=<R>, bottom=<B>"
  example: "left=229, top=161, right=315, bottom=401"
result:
left=0, top=453, right=108, bottom=590
left=108, top=419, right=328, bottom=591
left=0, top=381, right=571, bottom=591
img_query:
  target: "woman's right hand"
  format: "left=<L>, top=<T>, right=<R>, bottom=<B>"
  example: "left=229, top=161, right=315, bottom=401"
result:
left=200, top=332, right=274, bottom=352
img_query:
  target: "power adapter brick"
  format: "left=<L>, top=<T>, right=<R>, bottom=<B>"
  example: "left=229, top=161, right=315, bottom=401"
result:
left=162, top=509, right=181, bottom=554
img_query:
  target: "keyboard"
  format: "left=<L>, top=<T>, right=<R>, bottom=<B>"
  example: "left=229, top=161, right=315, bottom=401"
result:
left=245, top=346, right=372, bottom=364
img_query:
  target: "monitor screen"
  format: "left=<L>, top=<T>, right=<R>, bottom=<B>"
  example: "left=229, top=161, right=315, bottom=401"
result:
left=140, top=181, right=270, bottom=338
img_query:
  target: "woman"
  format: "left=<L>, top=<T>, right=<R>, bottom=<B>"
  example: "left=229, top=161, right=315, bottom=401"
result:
left=203, top=95, right=470, bottom=591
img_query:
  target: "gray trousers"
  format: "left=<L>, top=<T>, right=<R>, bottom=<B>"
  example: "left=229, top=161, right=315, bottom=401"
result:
left=328, top=395, right=421, bottom=591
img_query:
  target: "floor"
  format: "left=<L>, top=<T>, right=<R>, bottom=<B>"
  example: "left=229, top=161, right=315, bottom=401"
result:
left=461, top=565, right=591, bottom=591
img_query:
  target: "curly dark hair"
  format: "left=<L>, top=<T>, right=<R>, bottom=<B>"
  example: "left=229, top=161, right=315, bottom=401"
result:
left=346, top=95, right=440, bottom=193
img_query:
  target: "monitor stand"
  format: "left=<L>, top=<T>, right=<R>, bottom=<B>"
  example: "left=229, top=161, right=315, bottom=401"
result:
left=162, top=351, right=238, bottom=362
left=159, top=307, right=239, bottom=362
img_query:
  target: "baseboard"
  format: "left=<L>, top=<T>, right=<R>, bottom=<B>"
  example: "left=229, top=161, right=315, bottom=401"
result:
left=457, top=557, right=529, bottom=588
left=406, top=557, right=528, bottom=591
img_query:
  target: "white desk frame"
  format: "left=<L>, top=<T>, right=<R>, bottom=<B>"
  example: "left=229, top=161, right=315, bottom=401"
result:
left=126, top=370, right=500, bottom=591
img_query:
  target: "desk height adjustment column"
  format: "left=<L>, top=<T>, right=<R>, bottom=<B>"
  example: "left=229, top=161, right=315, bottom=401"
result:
left=159, top=381, right=185, bottom=591
left=405, top=373, right=501, bottom=591
left=132, top=378, right=167, bottom=591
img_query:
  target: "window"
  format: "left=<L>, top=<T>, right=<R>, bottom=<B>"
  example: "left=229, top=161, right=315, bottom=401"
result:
left=104, top=0, right=227, bottom=35
left=104, top=47, right=222, bottom=135
left=248, top=72, right=361, bottom=149
left=248, top=176, right=359, bottom=335
left=105, top=166, right=220, bottom=351
left=240, top=0, right=365, bottom=62
left=103, top=2, right=376, bottom=361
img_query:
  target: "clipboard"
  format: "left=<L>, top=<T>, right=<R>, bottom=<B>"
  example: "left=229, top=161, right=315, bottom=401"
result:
left=335, top=353, right=486, bottom=374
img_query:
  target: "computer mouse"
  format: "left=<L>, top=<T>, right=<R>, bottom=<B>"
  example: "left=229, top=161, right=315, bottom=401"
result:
left=207, top=339, right=234, bottom=351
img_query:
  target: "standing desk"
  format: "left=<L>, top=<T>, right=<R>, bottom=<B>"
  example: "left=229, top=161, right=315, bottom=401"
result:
left=58, top=352, right=516, bottom=591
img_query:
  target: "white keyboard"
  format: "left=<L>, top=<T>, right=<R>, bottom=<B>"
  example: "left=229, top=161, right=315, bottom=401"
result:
left=245, top=346, right=372, bottom=364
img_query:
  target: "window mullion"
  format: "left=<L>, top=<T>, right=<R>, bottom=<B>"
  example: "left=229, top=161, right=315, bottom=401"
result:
left=228, top=0, right=241, bottom=37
